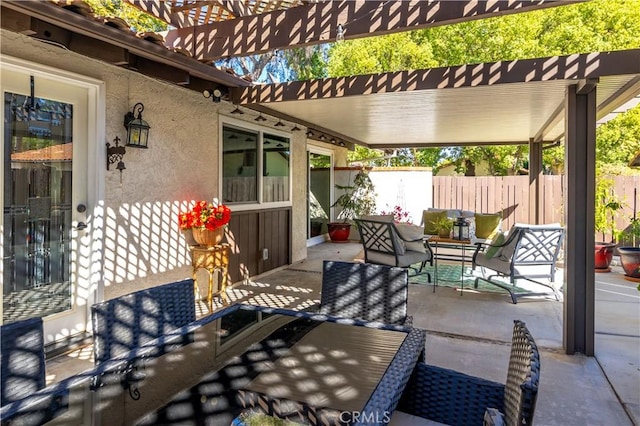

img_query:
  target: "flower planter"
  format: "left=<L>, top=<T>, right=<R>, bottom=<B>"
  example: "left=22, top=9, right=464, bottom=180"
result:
left=617, top=247, right=640, bottom=282
left=327, top=222, right=351, bottom=242
left=594, top=242, right=616, bottom=272
left=192, top=227, right=225, bottom=247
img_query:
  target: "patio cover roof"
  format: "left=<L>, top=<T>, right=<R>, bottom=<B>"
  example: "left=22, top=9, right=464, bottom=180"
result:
left=231, top=49, right=640, bottom=148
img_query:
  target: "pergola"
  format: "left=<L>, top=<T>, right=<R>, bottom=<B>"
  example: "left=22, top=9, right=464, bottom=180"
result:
left=231, top=49, right=640, bottom=357
left=4, top=0, right=640, bottom=355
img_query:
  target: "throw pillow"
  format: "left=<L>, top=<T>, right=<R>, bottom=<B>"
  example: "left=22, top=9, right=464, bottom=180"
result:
left=422, top=210, right=447, bottom=235
left=475, top=213, right=502, bottom=239
left=499, top=228, right=522, bottom=261
left=359, top=214, right=394, bottom=222
left=485, top=232, right=506, bottom=258
left=395, top=224, right=426, bottom=253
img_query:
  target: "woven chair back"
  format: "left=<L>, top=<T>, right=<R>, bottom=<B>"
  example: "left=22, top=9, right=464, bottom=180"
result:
left=1, top=317, right=46, bottom=405
left=503, top=320, right=541, bottom=426
left=319, top=261, right=409, bottom=325
left=91, top=279, right=195, bottom=364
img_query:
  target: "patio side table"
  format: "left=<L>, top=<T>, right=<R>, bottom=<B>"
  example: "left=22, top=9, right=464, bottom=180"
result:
left=191, top=243, right=230, bottom=311
left=428, top=237, right=474, bottom=296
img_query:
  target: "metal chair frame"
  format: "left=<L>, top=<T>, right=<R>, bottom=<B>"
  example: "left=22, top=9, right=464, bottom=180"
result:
left=355, top=219, right=433, bottom=283
left=472, top=225, right=565, bottom=303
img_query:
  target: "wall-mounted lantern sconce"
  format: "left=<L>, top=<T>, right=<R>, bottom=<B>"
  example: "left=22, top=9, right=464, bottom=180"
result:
left=123, top=103, right=150, bottom=148
left=106, top=136, right=126, bottom=172
left=203, top=88, right=222, bottom=103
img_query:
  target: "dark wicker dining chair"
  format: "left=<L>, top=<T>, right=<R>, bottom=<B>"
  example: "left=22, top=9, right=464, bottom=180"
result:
left=1, top=317, right=46, bottom=406
left=91, top=279, right=196, bottom=364
left=398, top=320, right=540, bottom=426
left=319, top=260, right=412, bottom=326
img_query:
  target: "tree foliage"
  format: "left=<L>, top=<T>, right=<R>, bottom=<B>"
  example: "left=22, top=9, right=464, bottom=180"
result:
left=83, top=0, right=166, bottom=32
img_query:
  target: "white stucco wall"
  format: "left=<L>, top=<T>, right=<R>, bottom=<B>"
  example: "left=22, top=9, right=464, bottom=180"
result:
left=369, top=167, right=433, bottom=225
left=334, top=166, right=433, bottom=226
left=1, top=30, right=313, bottom=299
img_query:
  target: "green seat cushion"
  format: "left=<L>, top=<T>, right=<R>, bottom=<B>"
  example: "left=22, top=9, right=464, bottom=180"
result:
left=475, top=213, right=502, bottom=239
left=485, top=232, right=506, bottom=258
left=422, top=210, right=447, bottom=235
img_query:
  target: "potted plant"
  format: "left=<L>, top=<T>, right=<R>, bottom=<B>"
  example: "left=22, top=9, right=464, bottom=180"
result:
left=328, top=168, right=376, bottom=242
left=431, top=215, right=453, bottom=238
left=594, top=178, right=623, bottom=272
left=618, top=216, right=640, bottom=282
left=178, top=200, right=231, bottom=247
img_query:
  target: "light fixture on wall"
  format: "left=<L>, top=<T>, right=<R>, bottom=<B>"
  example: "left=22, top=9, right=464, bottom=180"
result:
left=338, top=141, right=346, bottom=147
left=255, top=113, right=267, bottom=122
left=330, top=138, right=336, bottom=144
left=230, top=106, right=244, bottom=114
left=319, top=134, right=327, bottom=141
left=123, top=103, right=150, bottom=148
left=203, top=88, right=222, bottom=103
left=306, top=130, right=314, bottom=137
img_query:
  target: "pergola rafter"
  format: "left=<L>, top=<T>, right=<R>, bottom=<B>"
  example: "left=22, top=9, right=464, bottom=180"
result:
left=161, top=0, right=577, bottom=61
left=231, top=50, right=640, bottom=105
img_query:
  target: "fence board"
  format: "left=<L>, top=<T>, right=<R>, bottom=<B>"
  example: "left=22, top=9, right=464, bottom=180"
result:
left=432, top=175, right=638, bottom=240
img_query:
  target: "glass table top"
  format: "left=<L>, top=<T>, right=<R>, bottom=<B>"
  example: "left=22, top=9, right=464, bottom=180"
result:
left=1, top=305, right=422, bottom=426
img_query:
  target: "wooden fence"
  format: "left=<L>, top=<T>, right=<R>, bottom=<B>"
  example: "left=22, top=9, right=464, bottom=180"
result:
left=432, top=175, right=639, bottom=243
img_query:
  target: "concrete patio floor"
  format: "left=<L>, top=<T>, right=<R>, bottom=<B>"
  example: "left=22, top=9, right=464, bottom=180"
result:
left=45, top=242, right=639, bottom=425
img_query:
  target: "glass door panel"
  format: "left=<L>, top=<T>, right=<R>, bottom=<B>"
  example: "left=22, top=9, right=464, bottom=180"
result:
left=3, top=92, right=73, bottom=323
left=308, top=152, right=332, bottom=239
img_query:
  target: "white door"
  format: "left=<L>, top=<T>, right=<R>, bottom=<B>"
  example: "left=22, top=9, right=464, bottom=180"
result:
left=1, top=58, right=103, bottom=343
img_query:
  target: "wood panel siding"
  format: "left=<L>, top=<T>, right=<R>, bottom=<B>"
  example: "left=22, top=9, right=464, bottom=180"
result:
left=226, top=207, right=291, bottom=283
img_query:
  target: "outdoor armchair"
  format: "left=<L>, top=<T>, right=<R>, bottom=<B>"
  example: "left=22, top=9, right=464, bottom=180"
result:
left=1, top=317, right=46, bottom=406
left=355, top=218, right=433, bottom=283
left=319, top=260, right=412, bottom=326
left=472, top=224, right=565, bottom=304
left=398, top=320, right=540, bottom=426
left=91, top=278, right=196, bottom=364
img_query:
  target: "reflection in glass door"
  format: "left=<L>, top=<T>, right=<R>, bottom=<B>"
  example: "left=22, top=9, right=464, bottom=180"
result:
left=308, top=151, right=332, bottom=242
left=3, top=92, right=73, bottom=323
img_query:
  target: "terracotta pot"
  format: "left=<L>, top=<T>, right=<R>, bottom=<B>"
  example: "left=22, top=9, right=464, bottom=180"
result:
left=327, top=222, right=351, bottom=242
left=192, top=227, right=224, bottom=247
left=618, top=247, right=640, bottom=281
left=594, top=242, right=616, bottom=272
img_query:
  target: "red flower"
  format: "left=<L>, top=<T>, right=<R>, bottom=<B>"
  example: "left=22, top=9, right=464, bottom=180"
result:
left=178, top=201, right=231, bottom=230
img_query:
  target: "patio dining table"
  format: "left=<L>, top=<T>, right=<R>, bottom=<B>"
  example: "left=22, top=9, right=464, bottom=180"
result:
left=0, top=304, right=426, bottom=426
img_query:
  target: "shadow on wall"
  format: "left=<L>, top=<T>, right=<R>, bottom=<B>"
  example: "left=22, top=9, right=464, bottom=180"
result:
left=103, top=201, right=193, bottom=289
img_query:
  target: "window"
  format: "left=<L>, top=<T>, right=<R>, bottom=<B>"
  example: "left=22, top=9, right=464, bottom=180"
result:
left=222, top=122, right=290, bottom=207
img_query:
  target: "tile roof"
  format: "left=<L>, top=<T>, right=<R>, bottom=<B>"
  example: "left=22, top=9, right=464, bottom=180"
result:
left=11, top=143, right=73, bottom=162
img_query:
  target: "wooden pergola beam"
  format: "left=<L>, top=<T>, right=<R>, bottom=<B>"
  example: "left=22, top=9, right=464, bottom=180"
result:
left=231, top=50, right=640, bottom=105
left=218, top=0, right=251, bottom=17
left=165, top=0, right=575, bottom=61
left=126, top=0, right=194, bottom=28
